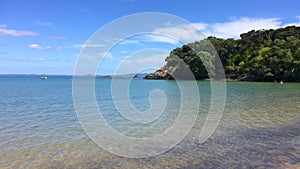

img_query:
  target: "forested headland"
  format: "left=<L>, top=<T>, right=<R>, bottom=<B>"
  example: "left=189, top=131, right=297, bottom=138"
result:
left=145, top=26, right=300, bottom=82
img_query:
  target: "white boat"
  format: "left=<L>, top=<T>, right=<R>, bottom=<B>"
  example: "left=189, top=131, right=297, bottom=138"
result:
left=41, top=76, right=47, bottom=80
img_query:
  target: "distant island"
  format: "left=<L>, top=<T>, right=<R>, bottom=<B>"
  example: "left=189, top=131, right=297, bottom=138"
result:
left=101, top=73, right=148, bottom=79
left=145, top=26, right=300, bottom=82
left=102, top=75, right=139, bottom=78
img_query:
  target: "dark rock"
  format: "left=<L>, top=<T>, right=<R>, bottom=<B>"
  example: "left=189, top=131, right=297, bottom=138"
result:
left=144, top=69, right=173, bottom=80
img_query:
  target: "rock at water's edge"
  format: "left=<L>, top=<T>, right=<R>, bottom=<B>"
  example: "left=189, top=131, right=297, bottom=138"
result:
left=144, top=69, right=173, bottom=80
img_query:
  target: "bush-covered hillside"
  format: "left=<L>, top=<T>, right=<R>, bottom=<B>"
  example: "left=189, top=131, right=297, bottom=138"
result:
left=145, top=26, right=300, bottom=82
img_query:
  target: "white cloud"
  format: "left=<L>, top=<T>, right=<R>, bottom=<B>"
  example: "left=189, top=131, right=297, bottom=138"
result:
left=28, top=44, right=52, bottom=50
left=0, top=24, right=7, bottom=28
left=88, top=17, right=298, bottom=47
left=67, top=44, right=83, bottom=49
left=125, top=24, right=205, bottom=45
left=207, top=17, right=282, bottom=38
left=0, top=25, right=40, bottom=36
left=151, top=24, right=205, bottom=43
left=133, top=24, right=206, bottom=44
left=144, top=34, right=180, bottom=44
left=119, top=39, right=140, bottom=45
left=36, top=57, right=57, bottom=61
left=28, top=44, right=63, bottom=50
left=148, top=17, right=299, bottom=40
left=28, top=44, right=44, bottom=50
left=192, top=23, right=209, bottom=31
left=100, top=52, right=114, bottom=60
left=11, top=57, right=57, bottom=62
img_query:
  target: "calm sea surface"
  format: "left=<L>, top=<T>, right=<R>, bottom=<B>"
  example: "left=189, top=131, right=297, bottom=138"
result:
left=0, top=75, right=299, bottom=168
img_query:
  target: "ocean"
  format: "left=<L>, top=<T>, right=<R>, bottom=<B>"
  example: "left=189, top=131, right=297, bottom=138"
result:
left=0, top=75, right=299, bottom=168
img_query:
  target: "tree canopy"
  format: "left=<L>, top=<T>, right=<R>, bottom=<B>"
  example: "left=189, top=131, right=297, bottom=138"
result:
left=146, top=26, right=300, bottom=82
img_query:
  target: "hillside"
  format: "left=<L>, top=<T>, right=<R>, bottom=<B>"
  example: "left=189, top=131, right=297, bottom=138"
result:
left=145, top=26, right=300, bottom=82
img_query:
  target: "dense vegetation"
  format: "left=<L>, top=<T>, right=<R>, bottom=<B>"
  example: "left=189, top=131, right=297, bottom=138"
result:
left=146, top=26, right=300, bottom=82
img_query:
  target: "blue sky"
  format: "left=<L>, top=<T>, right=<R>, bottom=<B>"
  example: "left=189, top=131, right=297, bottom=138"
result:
left=1, top=0, right=300, bottom=75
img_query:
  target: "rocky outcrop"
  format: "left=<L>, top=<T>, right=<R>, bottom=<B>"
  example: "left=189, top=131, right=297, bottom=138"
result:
left=144, top=61, right=193, bottom=80
left=102, top=75, right=112, bottom=78
left=144, top=69, right=173, bottom=80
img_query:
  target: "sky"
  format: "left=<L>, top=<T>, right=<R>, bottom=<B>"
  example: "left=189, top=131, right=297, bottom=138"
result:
left=0, top=0, right=300, bottom=75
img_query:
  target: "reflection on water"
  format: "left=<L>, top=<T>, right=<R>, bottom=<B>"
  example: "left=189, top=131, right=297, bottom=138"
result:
left=0, top=76, right=299, bottom=168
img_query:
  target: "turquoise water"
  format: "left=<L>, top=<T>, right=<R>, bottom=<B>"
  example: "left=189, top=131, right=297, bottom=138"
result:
left=0, top=75, right=299, bottom=168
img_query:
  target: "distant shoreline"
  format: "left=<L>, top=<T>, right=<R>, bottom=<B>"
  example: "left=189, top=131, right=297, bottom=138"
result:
left=0, top=74, right=298, bottom=82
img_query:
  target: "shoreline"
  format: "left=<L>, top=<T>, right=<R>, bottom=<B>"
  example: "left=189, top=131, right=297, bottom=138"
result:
left=0, top=74, right=298, bottom=82
left=143, top=77, right=298, bottom=83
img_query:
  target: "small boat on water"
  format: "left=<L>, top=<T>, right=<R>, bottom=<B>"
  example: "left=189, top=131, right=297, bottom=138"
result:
left=41, top=76, right=47, bottom=80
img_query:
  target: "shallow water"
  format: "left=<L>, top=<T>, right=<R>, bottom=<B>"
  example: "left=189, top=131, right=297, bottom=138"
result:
left=0, top=76, right=299, bottom=168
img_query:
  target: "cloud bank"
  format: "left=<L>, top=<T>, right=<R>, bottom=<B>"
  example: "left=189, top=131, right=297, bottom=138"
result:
left=145, top=17, right=300, bottom=44
left=28, top=43, right=63, bottom=50
left=202, top=17, right=282, bottom=38
left=0, top=24, right=40, bottom=36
